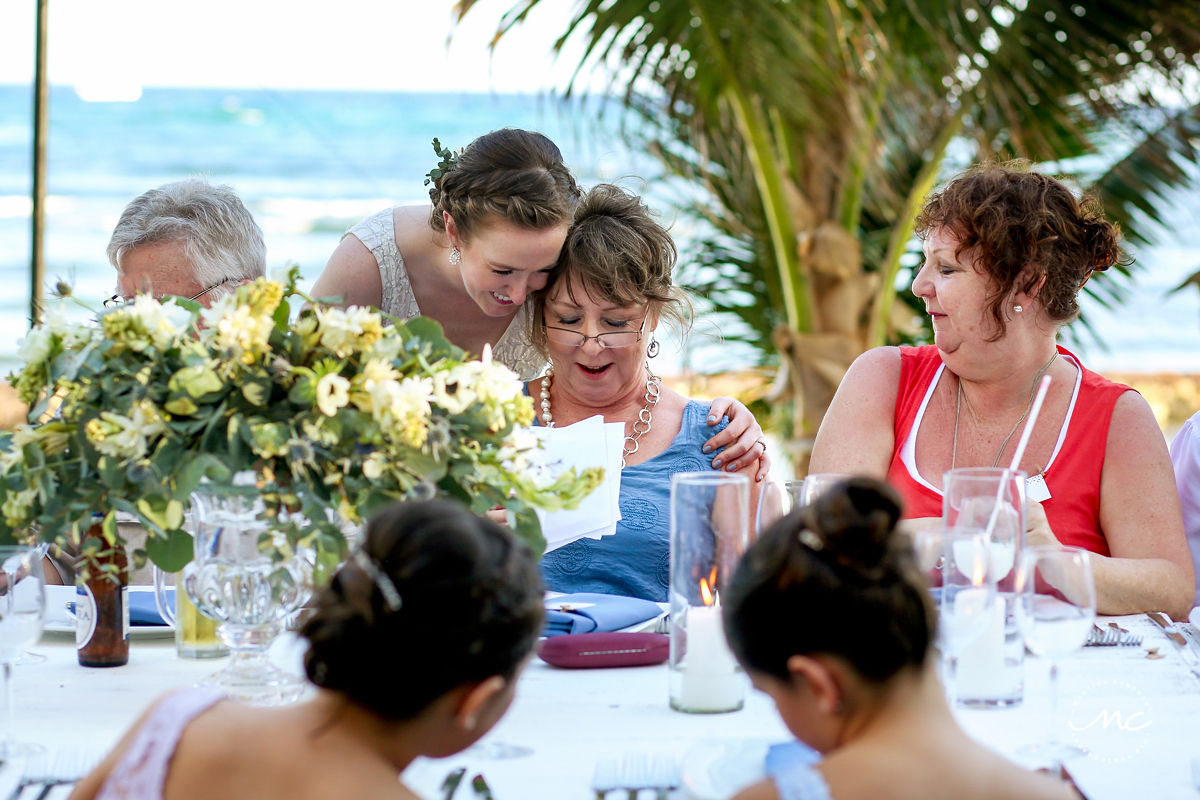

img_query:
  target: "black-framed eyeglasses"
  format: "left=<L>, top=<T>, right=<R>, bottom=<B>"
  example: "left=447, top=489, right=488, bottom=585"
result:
left=543, top=313, right=648, bottom=349
left=103, top=282, right=226, bottom=309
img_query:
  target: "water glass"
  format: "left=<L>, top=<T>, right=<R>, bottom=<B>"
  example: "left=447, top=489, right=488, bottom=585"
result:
left=153, top=568, right=228, bottom=659
left=754, top=479, right=804, bottom=533
left=1015, top=545, right=1096, bottom=771
left=0, top=546, right=46, bottom=758
left=943, top=467, right=1026, bottom=707
left=668, top=472, right=749, bottom=713
left=798, top=473, right=852, bottom=507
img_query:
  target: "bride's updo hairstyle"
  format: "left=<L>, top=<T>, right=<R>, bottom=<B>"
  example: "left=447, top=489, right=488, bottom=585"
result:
left=428, top=128, right=582, bottom=241
left=723, top=478, right=934, bottom=684
left=301, top=499, right=544, bottom=720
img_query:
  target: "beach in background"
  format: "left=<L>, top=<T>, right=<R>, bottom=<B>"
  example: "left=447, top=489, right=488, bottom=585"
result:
left=3, top=85, right=1200, bottom=424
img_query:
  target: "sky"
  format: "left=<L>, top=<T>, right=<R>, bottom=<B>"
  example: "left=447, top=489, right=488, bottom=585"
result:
left=0, top=0, right=590, bottom=93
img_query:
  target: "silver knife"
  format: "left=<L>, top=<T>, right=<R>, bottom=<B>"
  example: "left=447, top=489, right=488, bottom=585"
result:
left=1179, top=618, right=1200, bottom=662
left=1146, top=612, right=1200, bottom=677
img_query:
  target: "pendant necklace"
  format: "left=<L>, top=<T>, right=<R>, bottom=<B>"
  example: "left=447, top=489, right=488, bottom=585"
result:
left=540, top=369, right=662, bottom=468
left=951, top=352, right=1058, bottom=470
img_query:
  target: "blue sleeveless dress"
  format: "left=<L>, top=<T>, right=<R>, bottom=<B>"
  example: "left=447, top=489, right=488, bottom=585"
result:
left=540, top=401, right=726, bottom=602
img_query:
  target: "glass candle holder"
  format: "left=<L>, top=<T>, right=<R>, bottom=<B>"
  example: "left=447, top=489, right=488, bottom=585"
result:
left=668, top=471, right=749, bottom=713
left=943, top=467, right=1026, bottom=708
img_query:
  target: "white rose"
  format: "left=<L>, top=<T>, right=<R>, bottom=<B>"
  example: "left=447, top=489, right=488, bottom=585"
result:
left=316, top=373, right=351, bottom=417
left=16, top=326, right=53, bottom=365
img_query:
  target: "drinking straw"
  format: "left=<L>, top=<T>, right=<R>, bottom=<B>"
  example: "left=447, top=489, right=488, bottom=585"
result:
left=984, top=374, right=1053, bottom=540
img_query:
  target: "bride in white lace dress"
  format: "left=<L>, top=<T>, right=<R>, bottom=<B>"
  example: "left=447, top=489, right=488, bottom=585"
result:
left=312, top=128, right=770, bottom=477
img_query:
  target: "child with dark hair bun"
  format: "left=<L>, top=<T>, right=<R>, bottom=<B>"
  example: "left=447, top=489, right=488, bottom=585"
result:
left=71, top=499, right=544, bottom=800
left=723, top=477, right=1076, bottom=800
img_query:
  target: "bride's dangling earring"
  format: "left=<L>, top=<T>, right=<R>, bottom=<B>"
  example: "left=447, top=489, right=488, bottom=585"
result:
left=449, top=247, right=462, bottom=266
left=646, top=337, right=660, bottom=358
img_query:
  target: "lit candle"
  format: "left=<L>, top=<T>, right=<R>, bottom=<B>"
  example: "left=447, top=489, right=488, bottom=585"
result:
left=675, top=577, right=743, bottom=712
left=955, top=595, right=1007, bottom=697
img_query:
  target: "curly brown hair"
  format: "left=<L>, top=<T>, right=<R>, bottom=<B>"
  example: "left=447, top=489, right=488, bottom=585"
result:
left=427, top=128, right=581, bottom=242
left=914, top=161, right=1128, bottom=339
left=529, top=184, right=691, bottom=357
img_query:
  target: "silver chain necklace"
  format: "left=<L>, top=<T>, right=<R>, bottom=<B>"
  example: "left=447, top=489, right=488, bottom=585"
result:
left=539, top=369, right=662, bottom=468
left=952, top=352, right=1058, bottom=469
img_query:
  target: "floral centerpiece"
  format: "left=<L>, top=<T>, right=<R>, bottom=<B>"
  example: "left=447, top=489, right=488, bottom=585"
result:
left=0, top=266, right=600, bottom=575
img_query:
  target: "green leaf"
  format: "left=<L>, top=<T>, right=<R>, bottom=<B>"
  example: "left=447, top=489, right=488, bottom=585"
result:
left=273, top=298, right=291, bottom=330
left=508, top=505, right=546, bottom=558
left=164, top=394, right=199, bottom=416
left=399, top=317, right=462, bottom=359
left=241, top=376, right=272, bottom=407
left=145, top=527, right=194, bottom=572
left=177, top=454, right=232, bottom=497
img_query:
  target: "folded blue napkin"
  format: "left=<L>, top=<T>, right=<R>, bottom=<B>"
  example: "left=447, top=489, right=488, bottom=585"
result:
left=764, top=740, right=821, bottom=777
left=130, top=590, right=170, bottom=626
left=67, top=589, right=172, bottom=626
left=542, top=592, right=663, bottom=637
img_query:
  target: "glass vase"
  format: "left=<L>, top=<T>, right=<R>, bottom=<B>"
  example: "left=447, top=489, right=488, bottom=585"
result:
left=668, top=472, right=749, bottom=713
left=185, top=475, right=311, bottom=705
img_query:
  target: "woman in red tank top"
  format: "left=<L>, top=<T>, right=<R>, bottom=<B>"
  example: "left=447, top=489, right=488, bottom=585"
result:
left=809, top=163, right=1193, bottom=620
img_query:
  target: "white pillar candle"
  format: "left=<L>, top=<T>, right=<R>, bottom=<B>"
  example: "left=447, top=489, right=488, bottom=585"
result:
left=675, top=605, right=743, bottom=712
left=955, top=595, right=1007, bottom=696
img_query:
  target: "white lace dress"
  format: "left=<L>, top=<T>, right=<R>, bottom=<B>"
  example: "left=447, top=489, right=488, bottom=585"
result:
left=346, top=208, right=548, bottom=381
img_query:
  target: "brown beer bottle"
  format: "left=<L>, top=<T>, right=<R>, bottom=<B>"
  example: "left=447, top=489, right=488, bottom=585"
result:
left=76, top=524, right=130, bottom=667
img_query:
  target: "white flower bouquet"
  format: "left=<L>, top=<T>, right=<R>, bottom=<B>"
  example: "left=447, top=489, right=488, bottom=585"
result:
left=0, top=267, right=601, bottom=575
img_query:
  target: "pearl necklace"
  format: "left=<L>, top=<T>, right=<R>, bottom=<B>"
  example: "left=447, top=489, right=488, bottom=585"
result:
left=952, top=352, right=1058, bottom=469
left=539, top=369, right=662, bottom=468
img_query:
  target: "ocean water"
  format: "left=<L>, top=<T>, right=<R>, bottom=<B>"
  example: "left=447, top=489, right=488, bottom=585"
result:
left=2, top=85, right=1200, bottom=377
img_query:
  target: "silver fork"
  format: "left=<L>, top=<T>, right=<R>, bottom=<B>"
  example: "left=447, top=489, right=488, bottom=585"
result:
left=592, top=752, right=679, bottom=799
left=620, top=753, right=648, bottom=799
left=1106, top=622, right=1142, bottom=647
left=8, top=748, right=99, bottom=800
left=648, top=754, right=681, bottom=800
left=592, top=756, right=621, bottom=800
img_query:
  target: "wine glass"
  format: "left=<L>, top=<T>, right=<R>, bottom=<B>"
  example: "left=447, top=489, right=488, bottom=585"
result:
left=14, top=543, right=50, bottom=666
left=1015, top=545, right=1096, bottom=772
left=0, top=546, right=47, bottom=758
left=913, top=526, right=995, bottom=704
left=754, top=479, right=804, bottom=533
left=798, top=473, right=852, bottom=507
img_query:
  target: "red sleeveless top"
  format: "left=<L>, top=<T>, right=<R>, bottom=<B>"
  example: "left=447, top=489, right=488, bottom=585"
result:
left=885, top=345, right=1130, bottom=556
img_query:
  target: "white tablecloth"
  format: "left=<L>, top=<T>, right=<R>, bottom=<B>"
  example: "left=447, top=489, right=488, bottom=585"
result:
left=16, top=614, right=1200, bottom=799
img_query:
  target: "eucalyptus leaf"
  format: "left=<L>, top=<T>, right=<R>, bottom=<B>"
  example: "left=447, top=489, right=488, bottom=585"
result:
left=145, top=527, right=195, bottom=572
left=241, top=376, right=272, bottom=407
left=508, top=505, right=546, bottom=558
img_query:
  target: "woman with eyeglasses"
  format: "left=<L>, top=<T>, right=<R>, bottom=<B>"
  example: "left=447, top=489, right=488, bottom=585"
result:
left=311, top=129, right=770, bottom=480
left=529, top=184, right=763, bottom=601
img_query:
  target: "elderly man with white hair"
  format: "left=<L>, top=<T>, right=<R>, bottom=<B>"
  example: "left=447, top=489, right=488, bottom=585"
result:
left=33, top=178, right=268, bottom=584
left=105, top=177, right=266, bottom=308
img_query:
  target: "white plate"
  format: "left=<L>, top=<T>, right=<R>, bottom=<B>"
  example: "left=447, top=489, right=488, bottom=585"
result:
left=42, top=621, right=174, bottom=639
left=680, top=739, right=773, bottom=800
left=41, top=585, right=174, bottom=639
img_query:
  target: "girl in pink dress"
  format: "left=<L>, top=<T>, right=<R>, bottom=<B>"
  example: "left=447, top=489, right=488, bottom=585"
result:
left=70, top=499, right=545, bottom=800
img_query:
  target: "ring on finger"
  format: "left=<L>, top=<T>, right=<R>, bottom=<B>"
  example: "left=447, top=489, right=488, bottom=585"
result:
left=756, top=439, right=767, bottom=455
